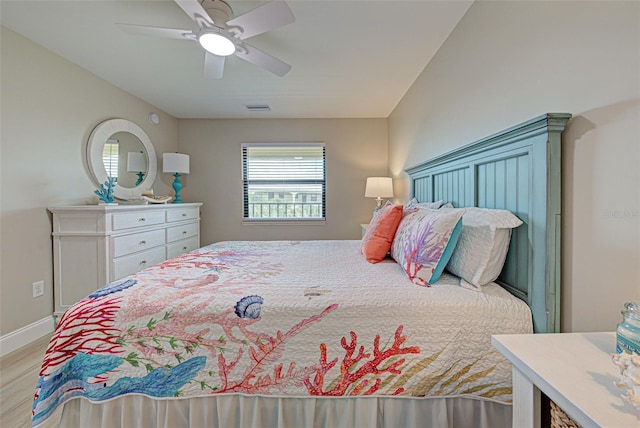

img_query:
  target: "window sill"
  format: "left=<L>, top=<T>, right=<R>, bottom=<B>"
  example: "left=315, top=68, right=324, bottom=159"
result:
left=242, top=218, right=326, bottom=226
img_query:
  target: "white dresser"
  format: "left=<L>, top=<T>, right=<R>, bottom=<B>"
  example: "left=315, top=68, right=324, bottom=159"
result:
left=49, top=203, right=202, bottom=319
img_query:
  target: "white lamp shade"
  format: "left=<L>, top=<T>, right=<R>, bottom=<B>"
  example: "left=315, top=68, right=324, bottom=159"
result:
left=127, top=152, right=147, bottom=172
left=163, top=153, right=190, bottom=174
left=365, top=177, right=393, bottom=198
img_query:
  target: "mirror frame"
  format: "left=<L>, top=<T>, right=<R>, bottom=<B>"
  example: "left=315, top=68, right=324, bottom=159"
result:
left=87, top=118, right=157, bottom=200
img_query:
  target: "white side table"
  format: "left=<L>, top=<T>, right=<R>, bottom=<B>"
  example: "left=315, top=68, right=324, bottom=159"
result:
left=492, top=332, right=639, bottom=428
left=360, top=223, right=369, bottom=238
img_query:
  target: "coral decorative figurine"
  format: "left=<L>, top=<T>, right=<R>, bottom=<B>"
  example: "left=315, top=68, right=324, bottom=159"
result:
left=95, top=177, right=117, bottom=204
left=611, top=351, right=640, bottom=411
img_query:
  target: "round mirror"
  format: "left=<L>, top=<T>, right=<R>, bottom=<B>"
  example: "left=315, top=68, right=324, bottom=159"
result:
left=87, top=119, right=157, bottom=200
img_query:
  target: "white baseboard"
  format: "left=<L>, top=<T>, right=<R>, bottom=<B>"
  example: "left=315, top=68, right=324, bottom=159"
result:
left=0, top=316, right=55, bottom=357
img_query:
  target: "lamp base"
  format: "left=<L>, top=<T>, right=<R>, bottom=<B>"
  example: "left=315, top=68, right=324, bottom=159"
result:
left=371, top=197, right=384, bottom=217
left=171, top=173, right=184, bottom=204
left=135, top=172, right=145, bottom=186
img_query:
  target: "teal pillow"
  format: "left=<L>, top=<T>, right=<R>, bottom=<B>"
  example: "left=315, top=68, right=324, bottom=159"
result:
left=428, top=217, right=463, bottom=284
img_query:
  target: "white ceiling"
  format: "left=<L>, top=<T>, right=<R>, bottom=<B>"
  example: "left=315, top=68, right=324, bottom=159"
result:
left=1, top=0, right=472, bottom=119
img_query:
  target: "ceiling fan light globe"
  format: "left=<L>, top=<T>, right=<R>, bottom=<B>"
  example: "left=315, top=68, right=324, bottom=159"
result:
left=199, top=32, right=236, bottom=56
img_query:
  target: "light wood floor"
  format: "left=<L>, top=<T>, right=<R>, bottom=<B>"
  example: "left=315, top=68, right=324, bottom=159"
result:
left=0, top=335, right=51, bottom=428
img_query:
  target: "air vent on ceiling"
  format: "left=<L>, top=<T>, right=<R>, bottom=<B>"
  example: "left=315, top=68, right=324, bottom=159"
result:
left=246, top=104, right=271, bottom=112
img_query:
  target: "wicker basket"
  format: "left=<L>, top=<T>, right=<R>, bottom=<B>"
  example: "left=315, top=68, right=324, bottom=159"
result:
left=550, top=400, right=581, bottom=428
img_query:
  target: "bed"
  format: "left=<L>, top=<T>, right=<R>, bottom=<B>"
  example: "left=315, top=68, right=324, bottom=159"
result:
left=33, top=113, right=571, bottom=428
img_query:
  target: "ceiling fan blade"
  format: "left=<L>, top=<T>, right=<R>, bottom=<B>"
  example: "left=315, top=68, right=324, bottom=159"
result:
left=116, top=23, right=194, bottom=40
left=235, top=43, right=291, bottom=77
left=174, top=0, right=214, bottom=27
left=227, top=0, right=295, bottom=40
left=204, top=52, right=225, bottom=79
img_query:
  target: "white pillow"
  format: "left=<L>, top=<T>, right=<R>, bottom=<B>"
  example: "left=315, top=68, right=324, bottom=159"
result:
left=440, top=202, right=454, bottom=209
left=404, top=198, right=443, bottom=214
left=444, top=208, right=523, bottom=291
left=453, top=207, right=522, bottom=229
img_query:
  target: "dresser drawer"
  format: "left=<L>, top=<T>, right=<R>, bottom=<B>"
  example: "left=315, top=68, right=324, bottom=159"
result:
left=112, top=210, right=165, bottom=230
left=113, top=246, right=166, bottom=279
left=167, top=208, right=199, bottom=223
left=112, top=229, right=165, bottom=258
left=166, top=223, right=199, bottom=243
left=50, top=203, right=201, bottom=321
left=167, top=237, right=199, bottom=259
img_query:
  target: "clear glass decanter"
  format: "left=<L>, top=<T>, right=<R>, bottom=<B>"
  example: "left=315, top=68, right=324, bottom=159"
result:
left=616, top=301, right=640, bottom=355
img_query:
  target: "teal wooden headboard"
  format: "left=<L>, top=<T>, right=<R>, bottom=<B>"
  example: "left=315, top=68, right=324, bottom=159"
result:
left=405, top=113, right=571, bottom=333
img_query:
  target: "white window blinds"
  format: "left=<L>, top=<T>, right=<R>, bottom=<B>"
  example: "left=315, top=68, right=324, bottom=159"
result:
left=103, top=139, right=119, bottom=180
left=242, top=143, right=326, bottom=220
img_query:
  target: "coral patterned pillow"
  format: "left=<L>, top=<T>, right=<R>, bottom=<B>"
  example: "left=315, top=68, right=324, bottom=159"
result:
left=361, top=204, right=403, bottom=263
left=391, top=209, right=464, bottom=286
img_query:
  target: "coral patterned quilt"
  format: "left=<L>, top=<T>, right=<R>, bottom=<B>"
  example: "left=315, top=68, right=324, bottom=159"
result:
left=32, top=240, right=532, bottom=427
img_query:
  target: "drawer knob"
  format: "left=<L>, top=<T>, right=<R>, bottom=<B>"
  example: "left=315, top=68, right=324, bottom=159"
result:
left=139, top=217, right=146, bottom=222
left=183, top=246, right=187, bottom=250
left=140, top=240, right=146, bottom=245
left=182, top=213, right=187, bottom=217
left=140, top=260, right=147, bottom=265
left=182, top=231, right=187, bottom=234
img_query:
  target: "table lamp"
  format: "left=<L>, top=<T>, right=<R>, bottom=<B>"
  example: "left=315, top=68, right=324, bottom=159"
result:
left=365, top=177, right=393, bottom=214
left=163, top=153, right=190, bottom=203
left=127, top=151, right=147, bottom=186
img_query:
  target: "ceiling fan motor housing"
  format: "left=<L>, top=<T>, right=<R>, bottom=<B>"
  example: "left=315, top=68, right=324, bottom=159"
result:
left=201, top=0, right=233, bottom=27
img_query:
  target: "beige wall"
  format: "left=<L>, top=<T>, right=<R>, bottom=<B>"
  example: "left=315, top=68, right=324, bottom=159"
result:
left=3, top=1, right=639, bottom=338
left=178, top=119, right=388, bottom=244
left=0, top=27, right=178, bottom=335
left=389, top=1, right=640, bottom=332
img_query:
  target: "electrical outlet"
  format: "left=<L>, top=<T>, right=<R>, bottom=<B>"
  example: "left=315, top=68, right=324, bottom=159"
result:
left=32, top=280, right=44, bottom=298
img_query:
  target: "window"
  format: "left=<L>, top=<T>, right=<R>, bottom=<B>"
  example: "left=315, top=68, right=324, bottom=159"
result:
left=242, top=143, right=326, bottom=221
left=102, top=139, right=119, bottom=181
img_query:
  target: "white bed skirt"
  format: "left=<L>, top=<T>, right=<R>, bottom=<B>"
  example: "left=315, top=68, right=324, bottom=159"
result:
left=48, top=395, right=511, bottom=428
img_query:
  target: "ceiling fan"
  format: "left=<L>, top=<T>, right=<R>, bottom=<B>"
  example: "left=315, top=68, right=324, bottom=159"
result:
left=117, top=0, right=295, bottom=78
